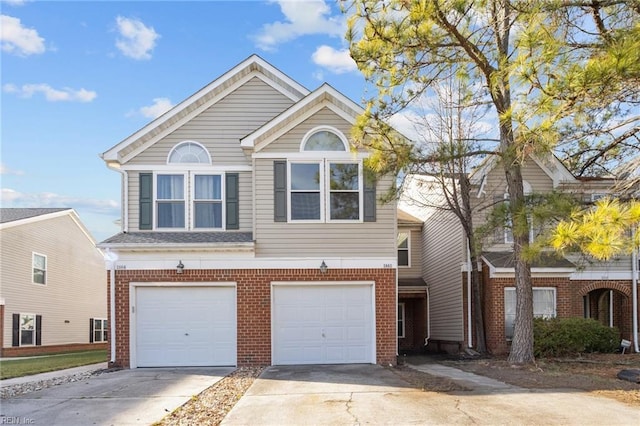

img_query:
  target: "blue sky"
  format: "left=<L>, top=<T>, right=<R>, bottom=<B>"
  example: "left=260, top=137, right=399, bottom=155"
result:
left=1, top=0, right=370, bottom=242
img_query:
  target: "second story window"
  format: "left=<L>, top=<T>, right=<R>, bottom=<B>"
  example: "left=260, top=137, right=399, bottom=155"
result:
left=157, top=174, right=185, bottom=228
left=32, top=253, right=46, bottom=285
left=397, top=232, right=410, bottom=267
left=194, top=175, right=223, bottom=228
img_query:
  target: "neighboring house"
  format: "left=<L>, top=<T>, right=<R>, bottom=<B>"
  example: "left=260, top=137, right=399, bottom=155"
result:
left=0, top=208, right=107, bottom=357
left=397, top=209, right=428, bottom=353
left=98, top=55, right=397, bottom=368
left=401, top=155, right=639, bottom=355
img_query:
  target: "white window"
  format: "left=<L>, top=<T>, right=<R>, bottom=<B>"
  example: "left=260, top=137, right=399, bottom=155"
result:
left=289, top=161, right=362, bottom=222
left=397, top=232, right=410, bottom=267
left=193, top=174, right=223, bottom=228
left=398, top=303, right=406, bottom=338
left=302, top=128, right=348, bottom=152
left=32, top=253, right=46, bottom=285
left=156, top=174, right=186, bottom=228
left=93, top=318, right=108, bottom=343
left=504, top=287, right=556, bottom=339
left=168, top=141, right=211, bottom=164
left=20, top=313, right=36, bottom=346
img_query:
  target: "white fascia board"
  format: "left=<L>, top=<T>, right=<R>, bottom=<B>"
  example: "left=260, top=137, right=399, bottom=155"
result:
left=102, top=55, right=309, bottom=163
left=96, top=242, right=255, bottom=252
left=119, top=164, right=253, bottom=172
left=252, top=151, right=369, bottom=160
left=106, top=256, right=396, bottom=271
left=241, top=84, right=362, bottom=151
left=489, top=267, right=575, bottom=278
left=570, top=270, right=634, bottom=280
left=530, top=154, right=576, bottom=187
left=0, top=209, right=73, bottom=230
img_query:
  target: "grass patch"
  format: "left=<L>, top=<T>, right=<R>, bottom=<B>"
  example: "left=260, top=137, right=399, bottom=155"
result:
left=0, top=350, right=107, bottom=380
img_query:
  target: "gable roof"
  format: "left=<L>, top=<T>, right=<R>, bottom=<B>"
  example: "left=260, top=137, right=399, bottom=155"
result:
left=0, top=208, right=71, bottom=224
left=0, top=208, right=97, bottom=245
left=240, top=83, right=364, bottom=153
left=470, top=154, right=576, bottom=189
left=101, top=54, right=310, bottom=166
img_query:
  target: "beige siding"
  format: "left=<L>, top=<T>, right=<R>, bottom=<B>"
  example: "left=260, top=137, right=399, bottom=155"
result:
left=127, top=170, right=252, bottom=232
left=264, top=107, right=356, bottom=152
left=398, top=226, right=423, bottom=278
left=0, top=215, right=106, bottom=348
left=254, top=158, right=396, bottom=257
left=127, top=78, right=294, bottom=166
left=422, top=208, right=465, bottom=341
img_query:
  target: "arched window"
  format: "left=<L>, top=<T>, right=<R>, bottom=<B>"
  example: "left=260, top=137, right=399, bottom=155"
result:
left=301, top=128, right=348, bottom=152
left=168, top=141, right=211, bottom=164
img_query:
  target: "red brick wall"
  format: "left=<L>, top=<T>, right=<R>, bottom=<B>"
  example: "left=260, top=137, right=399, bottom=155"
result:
left=483, top=272, right=636, bottom=355
left=109, top=268, right=396, bottom=368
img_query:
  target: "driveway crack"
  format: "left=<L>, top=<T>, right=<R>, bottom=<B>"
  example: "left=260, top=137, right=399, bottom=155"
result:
left=454, top=398, right=478, bottom=424
left=345, top=392, right=360, bottom=425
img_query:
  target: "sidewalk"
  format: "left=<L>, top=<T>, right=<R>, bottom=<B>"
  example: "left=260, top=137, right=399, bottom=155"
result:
left=1, top=362, right=108, bottom=386
left=406, top=361, right=522, bottom=391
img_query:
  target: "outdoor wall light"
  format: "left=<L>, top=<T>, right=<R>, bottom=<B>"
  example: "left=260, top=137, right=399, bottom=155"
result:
left=319, top=260, right=328, bottom=274
left=176, top=260, right=185, bottom=274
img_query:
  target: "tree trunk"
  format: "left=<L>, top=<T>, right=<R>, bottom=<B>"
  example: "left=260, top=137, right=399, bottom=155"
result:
left=470, top=250, right=487, bottom=353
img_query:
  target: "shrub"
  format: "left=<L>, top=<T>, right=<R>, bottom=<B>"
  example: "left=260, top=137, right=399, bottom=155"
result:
left=533, top=317, right=619, bottom=358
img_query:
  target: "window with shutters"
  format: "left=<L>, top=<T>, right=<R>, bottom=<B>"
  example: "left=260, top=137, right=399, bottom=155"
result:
left=91, top=318, right=108, bottom=343
left=20, top=313, right=36, bottom=346
left=287, top=127, right=362, bottom=222
left=141, top=141, right=239, bottom=231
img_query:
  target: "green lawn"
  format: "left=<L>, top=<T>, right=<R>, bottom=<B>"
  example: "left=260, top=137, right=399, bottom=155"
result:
left=0, top=350, right=107, bottom=380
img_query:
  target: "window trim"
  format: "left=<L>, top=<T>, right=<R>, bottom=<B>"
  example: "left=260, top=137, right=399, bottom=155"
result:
left=190, top=173, right=225, bottom=230
left=32, top=252, right=47, bottom=285
left=19, top=313, right=37, bottom=346
left=93, top=318, right=108, bottom=343
left=397, top=232, right=411, bottom=268
left=167, top=140, right=212, bottom=165
left=504, top=287, right=556, bottom=340
left=287, top=159, right=363, bottom=223
left=398, top=303, right=406, bottom=338
left=154, top=172, right=187, bottom=230
left=300, top=126, right=349, bottom=152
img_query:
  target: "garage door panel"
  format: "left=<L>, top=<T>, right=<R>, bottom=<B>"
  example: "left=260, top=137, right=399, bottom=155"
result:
left=273, top=284, right=373, bottom=365
left=135, top=286, right=236, bottom=367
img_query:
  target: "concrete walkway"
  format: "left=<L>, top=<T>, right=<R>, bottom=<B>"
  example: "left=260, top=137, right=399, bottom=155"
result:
left=1, top=362, right=108, bottom=386
left=407, top=362, right=522, bottom=392
left=221, top=364, right=640, bottom=425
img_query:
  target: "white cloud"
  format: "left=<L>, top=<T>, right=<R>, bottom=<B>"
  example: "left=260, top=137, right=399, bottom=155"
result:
left=0, top=163, right=24, bottom=176
left=0, top=14, right=45, bottom=56
left=253, top=0, right=345, bottom=51
left=1, top=0, right=31, bottom=5
left=1, top=188, right=119, bottom=215
left=312, top=45, right=357, bottom=74
left=139, top=97, right=173, bottom=119
left=115, top=16, right=160, bottom=60
left=3, top=83, right=97, bottom=102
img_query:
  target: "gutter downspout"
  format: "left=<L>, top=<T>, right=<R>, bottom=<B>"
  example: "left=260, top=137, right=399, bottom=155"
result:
left=632, top=227, right=639, bottom=353
left=104, top=249, right=118, bottom=365
left=467, top=244, right=473, bottom=348
left=425, top=286, right=431, bottom=346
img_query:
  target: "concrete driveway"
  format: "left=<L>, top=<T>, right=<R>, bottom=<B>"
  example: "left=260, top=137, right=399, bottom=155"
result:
left=221, top=364, right=640, bottom=425
left=1, top=366, right=233, bottom=425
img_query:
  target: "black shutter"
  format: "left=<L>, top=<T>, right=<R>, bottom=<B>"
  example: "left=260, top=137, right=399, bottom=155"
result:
left=35, top=315, right=42, bottom=346
left=139, top=173, right=153, bottom=230
left=12, top=314, right=19, bottom=347
left=363, top=167, right=377, bottom=222
left=274, top=161, right=287, bottom=222
left=225, top=173, right=239, bottom=230
left=89, top=318, right=94, bottom=343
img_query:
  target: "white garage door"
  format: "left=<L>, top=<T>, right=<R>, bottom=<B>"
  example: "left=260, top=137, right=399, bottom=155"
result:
left=272, top=284, right=374, bottom=365
left=134, top=286, right=236, bottom=367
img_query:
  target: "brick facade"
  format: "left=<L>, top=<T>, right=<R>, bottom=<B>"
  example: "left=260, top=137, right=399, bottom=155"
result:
left=0, top=342, right=108, bottom=358
left=480, top=264, right=637, bottom=354
left=108, top=268, right=397, bottom=368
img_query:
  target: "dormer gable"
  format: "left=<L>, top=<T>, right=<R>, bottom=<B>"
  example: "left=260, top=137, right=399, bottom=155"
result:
left=101, top=55, right=310, bottom=167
